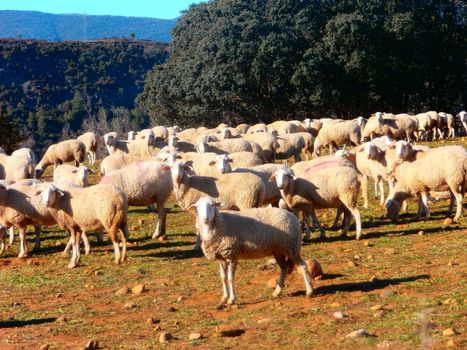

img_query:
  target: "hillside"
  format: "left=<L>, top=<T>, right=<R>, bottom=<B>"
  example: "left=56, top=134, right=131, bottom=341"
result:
left=0, top=10, right=177, bottom=42
left=0, top=38, right=168, bottom=152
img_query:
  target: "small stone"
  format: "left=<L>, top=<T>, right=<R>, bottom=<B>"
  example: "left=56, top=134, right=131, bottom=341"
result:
left=55, top=240, right=62, bottom=247
left=147, top=317, right=160, bottom=325
left=154, top=325, right=162, bottom=331
left=370, top=276, right=378, bottom=283
left=85, top=339, right=99, bottom=350
left=306, top=259, right=324, bottom=279
left=167, top=306, right=177, bottom=312
left=442, top=328, right=458, bottom=336
left=94, top=270, right=103, bottom=276
left=56, top=316, right=67, bottom=323
left=443, top=218, right=453, bottom=226
left=138, top=219, right=145, bottom=225
left=385, top=248, right=396, bottom=255
left=115, top=286, right=130, bottom=296
left=443, top=298, right=456, bottom=305
left=314, top=275, right=323, bottom=280
left=418, top=230, right=424, bottom=236
left=367, top=255, right=374, bottom=260
left=448, top=260, right=457, bottom=266
left=446, top=339, right=456, bottom=347
left=39, top=344, right=50, bottom=350
left=267, top=278, right=277, bottom=289
left=131, top=283, right=145, bottom=295
left=177, top=296, right=184, bottom=302
left=377, top=340, right=396, bottom=348
left=348, top=260, right=357, bottom=267
left=345, top=329, right=370, bottom=338
left=257, top=318, right=272, bottom=324
left=159, top=332, right=173, bottom=343
left=123, top=302, right=137, bottom=309
left=373, top=311, right=384, bottom=318
left=371, top=304, right=384, bottom=311
left=353, top=254, right=361, bottom=260
left=380, top=290, right=395, bottom=298
left=363, top=241, right=371, bottom=247
left=56, top=293, right=62, bottom=298
left=333, top=311, right=349, bottom=319
left=158, top=236, right=167, bottom=242
left=173, top=320, right=179, bottom=326
left=216, top=304, right=225, bottom=310
left=329, top=302, right=341, bottom=308
left=215, top=325, right=245, bottom=337
left=189, top=332, right=202, bottom=340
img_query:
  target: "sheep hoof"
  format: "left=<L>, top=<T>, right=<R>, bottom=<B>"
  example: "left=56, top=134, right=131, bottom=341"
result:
left=306, top=290, right=314, bottom=298
left=220, top=296, right=228, bottom=304
left=18, top=253, right=28, bottom=259
left=302, top=236, right=311, bottom=243
left=355, top=235, right=361, bottom=241
left=227, top=298, right=236, bottom=305
left=68, top=262, right=78, bottom=269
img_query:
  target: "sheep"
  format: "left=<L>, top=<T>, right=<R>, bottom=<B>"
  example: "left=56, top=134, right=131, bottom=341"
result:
left=274, top=133, right=305, bottom=162
left=294, top=132, right=315, bottom=160
left=354, top=116, right=368, bottom=134
left=414, top=113, right=433, bottom=141
left=195, top=137, right=253, bottom=155
left=211, top=155, right=284, bottom=205
left=40, top=183, right=129, bottom=268
left=171, top=161, right=265, bottom=211
left=457, top=111, right=467, bottom=134
left=127, top=131, right=137, bottom=141
left=167, top=135, right=195, bottom=153
left=270, top=166, right=362, bottom=240
left=235, top=123, right=250, bottom=134
left=167, top=125, right=182, bottom=137
left=151, top=126, right=169, bottom=140
left=194, top=197, right=313, bottom=304
left=100, top=152, right=150, bottom=175
left=314, top=120, right=361, bottom=156
left=247, top=123, right=268, bottom=134
left=100, top=161, right=173, bottom=239
left=53, top=164, right=90, bottom=187
left=0, top=148, right=36, bottom=184
left=77, top=132, right=98, bottom=165
left=303, top=119, right=322, bottom=137
left=438, top=112, right=455, bottom=138
left=0, top=147, right=4, bottom=154
left=0, top=181, right=57, bottom=258
left=217, top=127, right=242, bottom=139
left=268, top=120, right=304, bottom=134
left=362, top=112, right=418, bottom=142
left=385, top=146, right=467, bottom=222
left=243, top=132, right=280, bottom=163
left=426, top=110, right=442, bottom=139
left=35, top=140, right=86, bottom=178
left=103, top=132, right=163, bottom=157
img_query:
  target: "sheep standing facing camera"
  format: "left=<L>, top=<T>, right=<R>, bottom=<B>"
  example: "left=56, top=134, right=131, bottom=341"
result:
left=193, top=197, right=313, bottom=305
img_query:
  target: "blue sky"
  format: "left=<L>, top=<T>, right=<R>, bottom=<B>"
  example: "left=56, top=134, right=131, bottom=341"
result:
left=0, top=0, right=207, bottom=19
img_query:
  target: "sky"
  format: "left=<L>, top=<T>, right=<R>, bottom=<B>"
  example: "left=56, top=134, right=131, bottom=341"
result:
left=0, top=0, right=207, bottom=19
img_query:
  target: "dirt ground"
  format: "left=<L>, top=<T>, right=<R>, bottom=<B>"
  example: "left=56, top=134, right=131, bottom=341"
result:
left=0, top=139, right=466, bottom=349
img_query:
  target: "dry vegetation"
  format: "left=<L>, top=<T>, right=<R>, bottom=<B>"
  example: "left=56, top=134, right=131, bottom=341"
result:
left=0, top=139, right=466, bottom=349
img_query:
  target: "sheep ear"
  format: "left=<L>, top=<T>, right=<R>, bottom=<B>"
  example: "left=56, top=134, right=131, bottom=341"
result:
left=268, top=175, right=276, bottom=182
left=58, top=189, right=65, bottom=197
left=208, top=160, right=216, bottom=166
left=228, top=158, right=234, bottom=163
left=71, top=169, right=78, bottom=173
left=161, top=165, right=171, bottom=172
left=214, top=201, right=224, bottom=208
left=184, top=164, right=194, bottom=172
left=176, top=155, right=182, bottom=159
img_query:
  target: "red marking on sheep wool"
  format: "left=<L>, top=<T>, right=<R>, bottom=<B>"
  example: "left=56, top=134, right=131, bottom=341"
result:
left=304, top=160, right=341, bottom=173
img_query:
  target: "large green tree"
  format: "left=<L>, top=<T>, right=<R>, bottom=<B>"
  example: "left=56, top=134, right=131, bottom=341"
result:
left=141, top=0, right=466, bottom=126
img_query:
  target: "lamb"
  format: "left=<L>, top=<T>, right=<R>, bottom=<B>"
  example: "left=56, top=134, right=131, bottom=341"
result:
left=193, top=197, right=313, bottom=304
left=0, top=148, right=36, bottom=184
left=314, top=120, right=361, bottom=156
left=53, top=164, right=90, bottom=187
left=100, top=161, right=173, bottom=238
left=361, top=112, right=418, bottom=142
left=386, top=146, right=467, bottom=222
left=40, top=183, right=129, bottom=268
left=171, top=161, right=265, bottom=211
left=0, top=181, right=57, bottom=258
left=457, top=111, right=467, bottom=134
left=35, top=140, right=86, bottom=178
left=77, top=132, right=98, bottom=165
left=270, top=166, right=362, bottom=240
left=195, top=137, right=253, bottom=155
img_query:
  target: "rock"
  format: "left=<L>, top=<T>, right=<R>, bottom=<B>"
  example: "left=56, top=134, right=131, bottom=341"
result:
left=159, top=332, right=173, bottom=343
left=443, top=298, right=456, bottom=305
left=189, top=332, right=202, bottom=340
left=373, top=311, right=384, bottom=318
left=329, top=302, right=341, bottom=308
left=345, top=329, right=371, bottom=338
left=442, top=328, right=458, bottom=336
left=377, top=340, right=396, bottom=348
left=138, top=219, right=145, bottom=225
left=215, top=325, right=245, bottom=337
left=314, top=275, right=323, bottom=280
left=348, top=260, right=357, bottom=267
left=167, top=306, right=177, bottom=312
left=443, top=218, right=453, bottom=226
left=367, top=255, right=374, bottom=260
left=363, top=241, right=371, bottom=247
left=446, top=339, right=456, bottom=347
left=39, top=344, right=50, bottom=350
left=333, top=311, right=349, bottom=319
left=266, top=278, right=277, bottom=289
left=85, top=339, right=99, bottom=350
left=448, top=260, right=458, bottom=266
left=115, top=286, right=130, bottom=296
left=158, top=236, right=167, bottom=242
left=55, top=240, right=62, bottom=247
left=370, top=276, right=378, bottom=283
left=177, top=296, right=184, bottom=302
left=94, top=270, right=103, bottom=276
left=154, top=325, right=162, bottom=331
left=123, top=302, right=137, bottom=309
left=216, top=304, right=225, bottom=310
left=418, top=230, right=424, bottom=236
left=353, top=254, right=361, bottom=260
left=56, top=293, right=62, bottom=298
left=131, top=283, right=145, bottom=295
left=56, top=316, right=67, bottom=323
left=173, top=320, right=180, bottom=326
left=147, top=317, right=160, bottom=325
left=306, top=259, right=324, bottom=279
left=257, top=318, right=272, bottom=324
left=371, top=304, right=384, bottom=311
left=385, top=248, right=396, bottom=255
left=380, top=290, right=395, bottom=298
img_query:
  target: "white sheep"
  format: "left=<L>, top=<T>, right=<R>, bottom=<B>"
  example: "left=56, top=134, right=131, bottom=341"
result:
left=100, top=161, right=173, bottom=238
left=35, top=140, right=86, bottom=178
left=151, top=126, right=169, bottom=140
left=235, top=123, right=250, bottom=134
left=242, top=132, right=280, bottom=163
left=193, top=197, right=313, bottom=304
left=195, top=137, right=253, bottom=155
left=386, top=146, right=467, bottom=222
left=40, top=183, right=129, bottom=268
left=362, top=112, right=418, bottom=142
left=77, top=132, right=98, bottom=165
left=457, top=111, right=467, bottom=134
left=414, top=113, right=433, bottom=141
left=0, top=148, right=36, bottom=184
left=53, top=164, right=90, bottom=187
left=302, top=119, right=322, bottom=137
left=271, top=166, right=362, bottom=240
left=274, top=133, right=305, bottom=162
left=314, top=120, right=361, bottom=156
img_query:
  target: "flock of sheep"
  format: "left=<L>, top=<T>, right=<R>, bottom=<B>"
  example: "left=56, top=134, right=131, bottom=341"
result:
left=0, top=110, right=466, bottom=304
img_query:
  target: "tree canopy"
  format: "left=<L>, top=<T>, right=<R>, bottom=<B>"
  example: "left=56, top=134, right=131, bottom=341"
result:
left=141, top=0, right=466, bottom=127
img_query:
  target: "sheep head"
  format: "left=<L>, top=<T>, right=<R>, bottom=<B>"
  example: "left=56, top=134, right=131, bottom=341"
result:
left=395, top=140, right=411, bottom=160
left=209, top=154, right=232, bottom=174
left=193, top=197, right=222, bottom=229
left=270, top=167, right=295, bottom=190
left=40, top=184, right=64, bottom=208
left=170, top=161, right=192, bottom=186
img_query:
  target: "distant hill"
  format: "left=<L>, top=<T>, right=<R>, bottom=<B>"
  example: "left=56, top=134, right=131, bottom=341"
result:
left=0, top=10, right=177, bottom=42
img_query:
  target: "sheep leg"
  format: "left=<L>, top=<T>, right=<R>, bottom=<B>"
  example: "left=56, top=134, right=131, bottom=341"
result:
left=451, top=189, right=463, bottom=222
left=302, top=207, right=312, bottom=240
left=420, top=192, right=430, bottom=220
left=32, top=226, right=41, bottom=252
left=226, top=260, right=237, bottom=305
left=341, top=208, right=351, bottom=237
left=18, top=227, right=28, bottom=258
left=108, top=225, right=122, bottom=265
left=402, top=200, right=408, bottom=212
left=310, top=208, right=325, bottom=237
left=296, top=258, right=313, bottom=297
left=348, top=207, right=362, bottom=240
left=273, top=254, right=287, bottom=298
left=361, top=175, right=369, bottom=209
left=152, top=204, right=166, bottom=239
left=68, top=230, right=79, bottom=269
left=448, top=191, right=455, bottom=216
left=82, top=231, right=91, bottom=255
left=119, top=224, right=128, bottom=263
left=8, top=227, right=14, bottom=246
left=373, top=180, right=379, bottom=199
left=0, top=236, right=5, bottom=255
left=378, top=180, right=385, bottom=206
left=218, top=261, right=229, bottom=304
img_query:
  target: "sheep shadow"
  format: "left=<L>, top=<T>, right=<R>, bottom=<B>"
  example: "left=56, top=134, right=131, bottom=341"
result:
left=290, top=274, right=430, bottom=297
left=134, top=247, right=204, bottom=260
left=130, top=240, right=194, bottom=252
left=0, top=317, right=56, bottom=328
